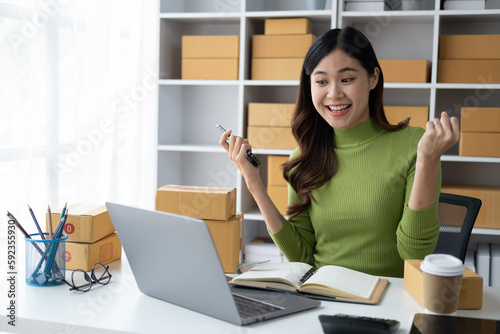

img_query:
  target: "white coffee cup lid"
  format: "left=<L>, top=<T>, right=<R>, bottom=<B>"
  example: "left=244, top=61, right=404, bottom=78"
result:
left=420, top=254, right=466, bottom=276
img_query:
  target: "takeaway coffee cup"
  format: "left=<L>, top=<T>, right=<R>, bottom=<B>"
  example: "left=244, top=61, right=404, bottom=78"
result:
left=420, top=254, right=466, bottom=314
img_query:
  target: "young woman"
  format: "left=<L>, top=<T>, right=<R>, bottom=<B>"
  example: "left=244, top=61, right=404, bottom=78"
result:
left=219, top=27, right=459, bottom=277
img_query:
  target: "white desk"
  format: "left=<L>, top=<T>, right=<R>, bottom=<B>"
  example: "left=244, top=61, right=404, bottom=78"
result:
left=2, top=249, right=500, bottom=334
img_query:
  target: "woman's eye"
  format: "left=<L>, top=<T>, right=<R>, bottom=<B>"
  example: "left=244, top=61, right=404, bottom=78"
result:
left=341, top=78, right=353, bottom=83
left=316, top=80, right=327, bottom=85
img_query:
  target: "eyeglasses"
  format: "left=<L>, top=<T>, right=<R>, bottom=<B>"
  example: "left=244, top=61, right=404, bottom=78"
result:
left=63, top=263, right=112, bottom=292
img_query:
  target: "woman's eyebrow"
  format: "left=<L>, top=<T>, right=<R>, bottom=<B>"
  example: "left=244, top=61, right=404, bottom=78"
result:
left=312, top=67, right=359, bottom=76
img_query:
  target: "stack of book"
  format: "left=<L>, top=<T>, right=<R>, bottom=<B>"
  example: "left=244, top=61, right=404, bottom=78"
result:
left=344, top=0, right=401, bottom=11
left=442, top=0, right=485, bottom=9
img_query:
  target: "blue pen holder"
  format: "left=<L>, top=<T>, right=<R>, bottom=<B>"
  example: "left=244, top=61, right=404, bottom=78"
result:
left=25, top=233, right=67, bottom=286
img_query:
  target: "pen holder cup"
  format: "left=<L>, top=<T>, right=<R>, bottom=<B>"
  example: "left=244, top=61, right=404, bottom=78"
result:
left=25, top=233, right=67, bottom=286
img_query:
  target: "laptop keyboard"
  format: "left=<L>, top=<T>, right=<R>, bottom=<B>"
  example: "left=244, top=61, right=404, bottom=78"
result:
left=233, top=293, right=284, bottom=318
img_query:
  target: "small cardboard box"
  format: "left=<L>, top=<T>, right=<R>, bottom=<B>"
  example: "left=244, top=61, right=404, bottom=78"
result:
left=404, top=259, right=483, bottom=310
left=437, top=59, right=500, bottom=83
left=251, top=58, right=304, bottom=80
left=459, top=132, right=500, bottom=158
left=252, top=34, right=316, bottom=58
left=268, top=155, right=289, bottom=187
left=155, top=185, right=236, bottom=221
left=264, top=18, right=312, bottom=35
left=46, top=204, right=115, bottom=243
left=247, top=126, right=297, bottom=149
left=441, top=184, right=500, bottom=229
left=384, top=106, right=429, bottom=129
left=439, top=34, right=500, bottom=60
left=65, top=233, right=122, bottom=271
left=267, top=185, right=288, bottom=215
left=378, top=59, right=430, bottom=83
left=461, top=107, right=500, bottom=133
left=204, top=213, right=243, bottom=273
left=181, top=35, right=239, bottom=59
left=248, top=103, right=295, bottom=127
left=181, top=58, right=238, bottom=80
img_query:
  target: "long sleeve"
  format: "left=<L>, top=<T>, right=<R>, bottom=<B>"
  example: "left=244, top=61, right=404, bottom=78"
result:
left=269, top=118, right=441, bottom=278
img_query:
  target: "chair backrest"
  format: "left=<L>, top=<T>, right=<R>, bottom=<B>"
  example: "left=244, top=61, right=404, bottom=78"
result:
left=433, top=192, right=482, bottom=263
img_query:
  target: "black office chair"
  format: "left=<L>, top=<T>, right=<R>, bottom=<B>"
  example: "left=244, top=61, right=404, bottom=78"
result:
left=433, top=192, right=482, bottom=263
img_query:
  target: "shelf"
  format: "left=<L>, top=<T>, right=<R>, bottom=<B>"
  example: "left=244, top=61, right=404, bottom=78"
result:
left=441, top=155, right=500, bottom=164
left=341, top=10, right=436, bottom=23
left=159, top=79, right=240, bottom=86
left=159, top=12, right=241, bottom=21
left=243, top=80, right=300, bottom=86
left=472, top=228, right=500, bottom=236
left=158, top=144, right=224, bottom=153
left=245, top=10, right=332, bottom=18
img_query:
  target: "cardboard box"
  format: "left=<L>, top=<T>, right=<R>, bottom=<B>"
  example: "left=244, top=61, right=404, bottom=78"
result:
left=65, top=233, right=122, bottom=271
left=247, top=126, right=297, bottom=149
left=181, top=58, right=238, bottom=80
left=384, top=106, right=429, bottom=129
left=155, top=185, right=236, bottom=221
left=267, top=185, right=288, bottom=215
left=46, top=204, right=115, bottom=243
left=264, top=18, right=312, bottom=35
left=461, top=107, right=500, bottom=133
left=459, top=132, right=500, bottom=158
left=437, top=59, right=500, bottom=83
left=439, top=34, right=500, bottom=60
left=252, top=34, right=316, bottom=58
left=248, top=103, right=295, bottom=127
left=268, top=155, right=288, bottom=186
left=378, top=59, right=430, bottom=83
left=181, top=35, right=239, bottom=59
left=251, top=58, right=303, bottom=80
left=204, top=213, right=243, bottom=273
left=441, top=184, right=500, bottom=229
left=404, top=259, right=483, bottom=310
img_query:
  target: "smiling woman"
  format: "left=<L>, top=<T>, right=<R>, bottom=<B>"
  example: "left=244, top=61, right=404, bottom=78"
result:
left=0, top=1, right=158, bottom=218
left=220, top=27, right=460, bottom=278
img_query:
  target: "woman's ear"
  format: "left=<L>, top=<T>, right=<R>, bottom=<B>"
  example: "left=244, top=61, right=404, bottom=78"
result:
left=369, top=67, right=380, bottom=90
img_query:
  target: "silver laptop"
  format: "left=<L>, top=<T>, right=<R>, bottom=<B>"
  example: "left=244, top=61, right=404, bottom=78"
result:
left=106, top=202, right=320, bottom=326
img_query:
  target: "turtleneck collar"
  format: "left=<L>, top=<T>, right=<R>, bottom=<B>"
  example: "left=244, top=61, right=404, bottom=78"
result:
left=334, top=118, right=385, bottom=148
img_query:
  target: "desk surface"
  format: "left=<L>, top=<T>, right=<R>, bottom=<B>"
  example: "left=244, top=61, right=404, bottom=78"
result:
left=2, top=245, right=500, bottom=334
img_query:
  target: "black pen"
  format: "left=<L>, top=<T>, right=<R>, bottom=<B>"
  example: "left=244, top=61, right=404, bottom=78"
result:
left=216, top=124, right=262, bottom=167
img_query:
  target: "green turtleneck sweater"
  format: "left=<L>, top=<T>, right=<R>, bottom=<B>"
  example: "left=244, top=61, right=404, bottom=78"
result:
left=270, top=118, right=441, bottom=278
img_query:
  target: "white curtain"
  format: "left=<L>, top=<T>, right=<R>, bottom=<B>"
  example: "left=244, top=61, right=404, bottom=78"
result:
left=0, top=0, right=158, bottom=224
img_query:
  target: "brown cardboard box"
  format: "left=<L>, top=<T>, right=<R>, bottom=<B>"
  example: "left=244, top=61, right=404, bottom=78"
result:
left=439, top=34, right=500, bottom=60
left=247, top=126, right=297, bottom=149
left=252, top=34, right=316, bottom=58
left=181, top=35, right=239, bottom=58
left=155, top=185, right=236, bottom=221
left=384, top=106, right=429, bottom=129
left=251, top=58, right=303, bottom=80
left=65, top=233, right=122, bottom=271
left=46, top=204, right=115, bottom=243
left=441, top=184, right=500, bottom=229
left=404, top=259, right=483, bottom=310
left=264, top=18, right=312, bottom=35
left=204, top=213, right=243, bottom=273
left=181, top=58, right=238, bottom=80
left=379, top=59, right=430, bottom=83
left=461, top=107, right=500, bottom=133
left=248, top=103, right=295, bottom=127
left=437, top=59, right=500, bottom=83
left=268, top=185, right=288, bottom=215
left=459, top=132, right=500, bottom=158
left=268, top=155, right=289, bottom=186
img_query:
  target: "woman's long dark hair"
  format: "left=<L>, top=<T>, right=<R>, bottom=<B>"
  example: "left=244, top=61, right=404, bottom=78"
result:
left=282, top=27, right=408, bottom=219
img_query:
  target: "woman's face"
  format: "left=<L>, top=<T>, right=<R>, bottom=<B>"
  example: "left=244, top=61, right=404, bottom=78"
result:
left=311, top=49, right=379, bottom=130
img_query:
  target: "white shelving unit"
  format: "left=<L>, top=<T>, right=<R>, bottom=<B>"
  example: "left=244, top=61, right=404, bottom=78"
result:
left=157, top=0, right=500, bottom=246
